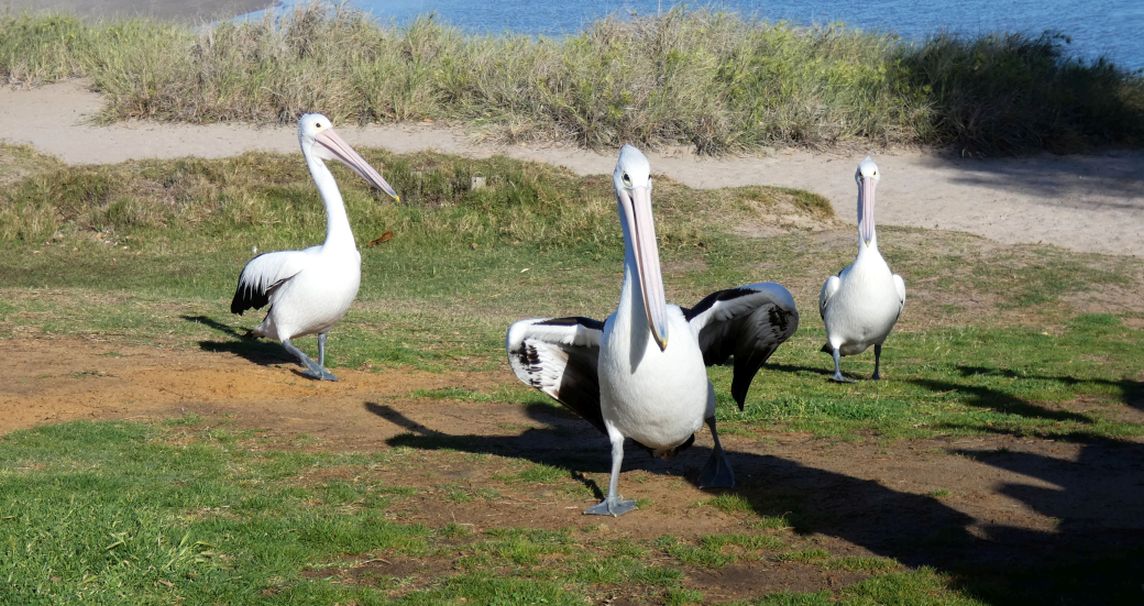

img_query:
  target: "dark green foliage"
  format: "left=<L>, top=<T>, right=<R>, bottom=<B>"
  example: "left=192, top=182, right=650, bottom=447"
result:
left=899, top=31, right=1144, bottom=154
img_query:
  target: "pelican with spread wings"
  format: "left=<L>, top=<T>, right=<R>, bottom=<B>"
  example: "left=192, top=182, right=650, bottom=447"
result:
left=507, top=145, right=798, bottom=516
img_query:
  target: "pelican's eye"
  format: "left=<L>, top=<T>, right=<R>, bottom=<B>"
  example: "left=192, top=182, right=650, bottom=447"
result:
left=622, top=173, right=632, bottom=187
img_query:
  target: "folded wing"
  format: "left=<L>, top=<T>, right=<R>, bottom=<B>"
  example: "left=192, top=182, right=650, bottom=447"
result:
left=819, top=274, right=841, bottom=320
left=230, top=249, right=313, bottom=314
left=684, top=282, right=799, bottom=409
left=506, top=316, right=606, bottom=433
left=892, top=273, right=906, bottom=320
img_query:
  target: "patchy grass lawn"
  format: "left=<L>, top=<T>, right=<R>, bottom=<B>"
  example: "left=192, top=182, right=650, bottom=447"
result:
left=1, top=145, right=1141, bottom=604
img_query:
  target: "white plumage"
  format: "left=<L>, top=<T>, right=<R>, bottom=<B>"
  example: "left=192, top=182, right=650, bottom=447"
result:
left=820, top=156, right=906, bottom=382
left=231, top=113, right=399, bottom=381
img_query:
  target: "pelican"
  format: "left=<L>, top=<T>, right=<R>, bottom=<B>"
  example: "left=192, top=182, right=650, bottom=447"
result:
left=230, top=113, right=399, bottom=381
left=819, top=156, right=905, bottom=382
left=507, top=145, right=798, bottom=516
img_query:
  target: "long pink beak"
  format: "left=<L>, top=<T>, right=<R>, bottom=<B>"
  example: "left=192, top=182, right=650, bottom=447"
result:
left=622, top=184, right=669, bottom=351
left=315, top=129, right=400, bottom=202
left=858, top=174, right=876, bottom=246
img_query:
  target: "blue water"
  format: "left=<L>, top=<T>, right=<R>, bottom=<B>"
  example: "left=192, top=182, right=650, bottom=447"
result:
left=266, top=1, right=1144, bottom=71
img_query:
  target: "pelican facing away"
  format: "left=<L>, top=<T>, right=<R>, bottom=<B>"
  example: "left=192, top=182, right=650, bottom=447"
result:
left=507, top=145, right=798, bottom=516
left=819, top=157, right=905, bottom=382
left=231, top=113, right=399, bottom=381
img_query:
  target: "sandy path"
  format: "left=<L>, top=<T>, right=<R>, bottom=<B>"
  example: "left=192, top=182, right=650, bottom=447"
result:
left=1, top=80, right=1141, bottom=256
left=0, top=0, right=270, bottom=23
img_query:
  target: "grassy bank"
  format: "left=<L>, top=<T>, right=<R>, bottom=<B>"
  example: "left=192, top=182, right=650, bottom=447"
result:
left=2, top=4, right=1142, bottom=155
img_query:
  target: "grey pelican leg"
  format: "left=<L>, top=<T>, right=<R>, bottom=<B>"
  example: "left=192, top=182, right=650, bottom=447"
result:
left=316, top=332, right=338, bottom=381
left=282, top=338, right=337, bottom=381
left=872, top=343, right=883, bottom=381
left=698, top=415, right=735, bottom=489
left=584, top=426, right=637, bottom=516
left=318, top=332, right=328, bottom=368
left=829, top=348, right=854, bottom=383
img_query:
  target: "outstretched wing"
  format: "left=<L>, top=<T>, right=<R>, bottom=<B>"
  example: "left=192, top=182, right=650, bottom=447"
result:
left=684, top=282, right=799, bottom=409
left=230, top=249, right=312, bottom=314
left=506, top=316, right=606, bottom=434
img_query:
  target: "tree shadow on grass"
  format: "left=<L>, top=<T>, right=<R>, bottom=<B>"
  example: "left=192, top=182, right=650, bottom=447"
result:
left=369, top=395, right=1143, bottom=605
left=957, top=364, right=1144, bottom=413
left=911, top=376, right=1094, bottom=424
left=908, top=368, right=1144, bottom=603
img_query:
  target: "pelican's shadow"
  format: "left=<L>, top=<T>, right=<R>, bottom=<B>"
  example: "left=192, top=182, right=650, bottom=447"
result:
left=181, top=314, right=294, bottom=367
left=368, top=401, right=612, bottom=499
left=369, top=399, right=1144, bottom=605
left=370, top=401, right=702, bottom=498
left=766, top=361, right=844, bottom=380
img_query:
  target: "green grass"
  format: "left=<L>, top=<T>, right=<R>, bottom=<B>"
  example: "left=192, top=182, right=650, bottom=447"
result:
left=2, top=418, right=980, bottom=605
left=0, top=421, right=430, bottom=604
left=1, top=4, right=1142, bottom=154
left=1, top=145, right=1141, bottom=604
left=714, top=313, right=1144, bottom=440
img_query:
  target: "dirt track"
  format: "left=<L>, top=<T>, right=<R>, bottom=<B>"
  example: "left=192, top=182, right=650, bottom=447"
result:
left=5, top=335, right=1142, bottom=602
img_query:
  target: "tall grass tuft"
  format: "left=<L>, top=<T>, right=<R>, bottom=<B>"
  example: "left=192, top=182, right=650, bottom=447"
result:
left=0, top=13, right=93, bottom=83
left=1, top=3, right=1142, bottom=154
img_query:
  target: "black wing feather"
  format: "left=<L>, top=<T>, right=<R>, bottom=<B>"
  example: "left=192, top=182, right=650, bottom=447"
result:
left=230, top=253, right=298, bottom=315
left=684, top=283, right=799, bottom=410
left=230, top=252, right=269, bottom=314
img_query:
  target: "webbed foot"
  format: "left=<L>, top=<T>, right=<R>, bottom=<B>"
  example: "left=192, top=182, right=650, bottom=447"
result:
left=584, top=497, right=637, bottom=517
left=301, top=367, right=338, bottom=381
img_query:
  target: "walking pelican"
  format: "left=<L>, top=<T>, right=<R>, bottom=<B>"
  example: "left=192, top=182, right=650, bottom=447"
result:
left=231, top=113, right=399, bottom=381
left=819, top=156, right=905, bottom=382
left=507, top=145, right=798, bottom=516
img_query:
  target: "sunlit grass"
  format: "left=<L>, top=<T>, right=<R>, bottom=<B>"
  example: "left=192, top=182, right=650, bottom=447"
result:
left=0, top=421, right=430, bottom=604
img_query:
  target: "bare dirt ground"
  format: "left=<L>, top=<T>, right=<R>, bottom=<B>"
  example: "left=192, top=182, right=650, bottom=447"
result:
left=1, top=80, right=1142, bottom=256
left=4, top=335, right=1142, bottom=603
